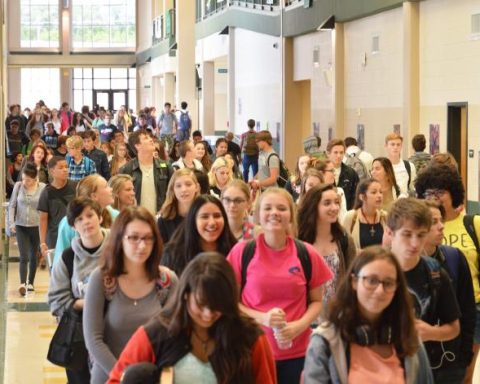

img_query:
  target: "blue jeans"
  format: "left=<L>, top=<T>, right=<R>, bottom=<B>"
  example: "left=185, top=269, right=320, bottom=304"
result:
left=176, top=129, right=190, bottom=141
left=276, top=357, right=305, bottom=384
left=242, top=154, right=258, bottom=182
left=15, top=225, right=39, bottom=285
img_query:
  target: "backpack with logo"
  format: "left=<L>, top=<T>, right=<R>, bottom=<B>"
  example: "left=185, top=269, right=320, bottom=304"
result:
left=243, top=131, right=259, bottom=156
left=178, top=111, right=191, bottom=132
left=345, top=151, right=368, bottom=181
left=267, top=153, right=290, bottom=188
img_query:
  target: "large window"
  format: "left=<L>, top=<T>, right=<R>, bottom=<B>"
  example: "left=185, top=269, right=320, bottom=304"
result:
left=20, top=0, right=59, bottom=48
left=72, top=0, right=135, bottom=49
left=21, top=68, right=60, bottom=109
left=73, top=67, right=136, bottom=112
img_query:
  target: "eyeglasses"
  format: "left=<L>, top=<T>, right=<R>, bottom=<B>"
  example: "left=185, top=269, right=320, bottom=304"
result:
left=356, top=275, right=397, bottom=293
left=424, top=189, right=446, bottom=199
left=124, top=235, right=155, bottom=245
left=222, top=197, right=247, bottom=205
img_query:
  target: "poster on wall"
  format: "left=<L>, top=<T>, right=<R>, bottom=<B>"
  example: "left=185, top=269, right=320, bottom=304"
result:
left=313, top=122, right=320, bottom=137
left=393, top=124, right=401, bottom=135
left=328, top=127, right=333, bottom=142
left=429, top=124, right=440, bottom=154
left=357, top=124, right=365, bottom=150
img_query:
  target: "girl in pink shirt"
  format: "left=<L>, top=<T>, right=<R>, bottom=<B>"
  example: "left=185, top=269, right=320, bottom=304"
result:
left=227, top=188, right=332, bottom=384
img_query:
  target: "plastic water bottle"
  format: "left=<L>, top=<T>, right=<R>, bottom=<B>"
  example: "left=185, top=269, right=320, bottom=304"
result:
left=272, top=325, right=292, bottom=350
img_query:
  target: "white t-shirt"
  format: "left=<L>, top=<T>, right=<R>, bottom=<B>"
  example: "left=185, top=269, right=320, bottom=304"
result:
left=139, top=163, right=157, bottom=215
left=392, top=159, right=416, bottom=195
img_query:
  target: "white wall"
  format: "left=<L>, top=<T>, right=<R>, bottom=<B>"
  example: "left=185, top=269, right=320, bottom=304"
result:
left=137, top=0, right=153, bottom=53
left=233, top=28, right=282, bottom=136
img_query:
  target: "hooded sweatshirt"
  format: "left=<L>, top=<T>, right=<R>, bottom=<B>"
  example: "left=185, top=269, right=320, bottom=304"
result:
left=48, top=228, right=109, bottom=317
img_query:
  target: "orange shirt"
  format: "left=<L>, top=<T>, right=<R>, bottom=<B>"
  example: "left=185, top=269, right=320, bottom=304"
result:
left=348, top=343, right=405, bottom=384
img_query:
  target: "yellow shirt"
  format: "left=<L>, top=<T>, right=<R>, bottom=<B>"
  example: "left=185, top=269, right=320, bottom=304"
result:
left=443, top=213, right=480, bottom=303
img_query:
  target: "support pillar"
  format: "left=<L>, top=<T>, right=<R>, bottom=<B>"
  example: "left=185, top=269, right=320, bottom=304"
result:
left=227, top=27, right=236, bottom=133
left=333, top=23, right=345, bottom=139
left=202, top=61, right=215, bottom=135
left=163, top=72, right=175, bottom=106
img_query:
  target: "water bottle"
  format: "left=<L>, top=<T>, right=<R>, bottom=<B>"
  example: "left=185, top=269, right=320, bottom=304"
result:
left=272, top=325, right=292, bottom=350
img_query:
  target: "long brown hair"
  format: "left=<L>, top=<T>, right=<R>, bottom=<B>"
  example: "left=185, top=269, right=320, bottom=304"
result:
left=100, top=206, right=162, bottom=281
left=110, top=142, right=131, bottom=176
left=159, top=252, right=261, bottom=383
left=372, top=157, right=400, bottom=196
left=328, top=246, right=419, bottom=357
left=160, top=168, right=199, bottom=220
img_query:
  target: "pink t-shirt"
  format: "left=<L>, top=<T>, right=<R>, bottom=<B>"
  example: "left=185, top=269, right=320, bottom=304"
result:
left=227, top=234, right=333, bottom=360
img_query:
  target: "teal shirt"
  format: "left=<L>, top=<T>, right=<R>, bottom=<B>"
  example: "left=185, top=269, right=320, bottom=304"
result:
left=53, top=206, right=119, bottom=265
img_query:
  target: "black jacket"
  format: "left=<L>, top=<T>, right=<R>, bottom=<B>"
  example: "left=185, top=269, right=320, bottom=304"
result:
left=83, top=147, right=111, bottom=180
left=119, top=158, right=173, bottom=212
left=338, top=163, right=359, bottom=210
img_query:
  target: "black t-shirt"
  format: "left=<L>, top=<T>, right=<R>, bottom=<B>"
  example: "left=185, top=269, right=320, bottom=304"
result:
left=157, top=215, right=184, bottom=245
left=37, top=180, right=77, bottom=248
left=359, top=222, right=384, bottom=248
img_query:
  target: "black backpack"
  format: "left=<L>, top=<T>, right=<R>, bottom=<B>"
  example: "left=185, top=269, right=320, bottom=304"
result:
left=463, top=214, right=480, bottom=287
left=267, top=153, right=290, bottom=188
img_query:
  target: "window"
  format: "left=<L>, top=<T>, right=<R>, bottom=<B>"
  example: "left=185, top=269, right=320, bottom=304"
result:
left=21, top=68, right=60, bottom=109
left=72, top=0, right=135, bottom=49
left=20, top=0, right=59, bottom=48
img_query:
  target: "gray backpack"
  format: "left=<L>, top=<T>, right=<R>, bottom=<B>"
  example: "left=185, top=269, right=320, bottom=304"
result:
left=345, top=151, right=368, bottom=180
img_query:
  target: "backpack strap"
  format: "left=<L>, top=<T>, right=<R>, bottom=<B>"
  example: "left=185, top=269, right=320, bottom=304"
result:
left=267, top=153, right=280, bottom=168
left=403, top=160, right=411, bottom=189
left=293, top=239, right=312, bottom=290
left=438, top=245, right=460, bottom=287
left=62, top=250, right=74, bottom=279
left=463, top=214, right=480, bottom=254
left=240, top=240, right=257, bottom=293
left=339, top=231, right=349, bottom=259
left=420, top=256, right=442, bottom=323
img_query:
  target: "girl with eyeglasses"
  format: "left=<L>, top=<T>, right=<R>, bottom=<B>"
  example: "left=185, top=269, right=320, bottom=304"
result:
left=83, top=206, right=177, bottom=384
left=304, top=246, right=433, bottom=384
left=162, top=195, right=237, bottom=276
left=108, top=252, right=276, bottom=384
left=157, top=168, right=200, bottom=244
left=221, top=179, right=259, bottom=241
left=48, top=198, right=110, bottom=384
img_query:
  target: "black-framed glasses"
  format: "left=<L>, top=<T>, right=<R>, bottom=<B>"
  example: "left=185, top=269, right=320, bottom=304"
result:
left=424, top=189, right=446, bottom=199
left=222, top=197, right=247, bottom=205
left=124, top=235, right=155, bottom=245
left=355, top=274, right=397, bottom=293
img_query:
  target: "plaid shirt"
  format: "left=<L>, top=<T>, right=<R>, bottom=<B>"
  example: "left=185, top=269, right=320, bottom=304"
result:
left=66, top=154, right=96, bottom=181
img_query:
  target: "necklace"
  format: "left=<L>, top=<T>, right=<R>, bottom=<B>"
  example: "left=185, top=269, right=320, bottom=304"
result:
left=361, top=208, right=377, bottom=237
left=192, top=329, right=211, bottom=355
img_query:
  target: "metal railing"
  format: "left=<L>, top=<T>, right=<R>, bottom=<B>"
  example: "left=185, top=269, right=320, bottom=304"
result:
left=152, top=9, right=176, bottom=46
left=196, top=0, right=281, bottom=22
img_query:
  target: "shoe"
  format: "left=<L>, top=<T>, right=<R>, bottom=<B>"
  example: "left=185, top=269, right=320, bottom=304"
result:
left=18, top=284, right=26, bottom=296
left=27, top=284, right=34, bottom=292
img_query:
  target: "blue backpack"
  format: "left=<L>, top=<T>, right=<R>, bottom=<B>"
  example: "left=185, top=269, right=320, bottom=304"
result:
left=178, top=111, right=191, bottom=132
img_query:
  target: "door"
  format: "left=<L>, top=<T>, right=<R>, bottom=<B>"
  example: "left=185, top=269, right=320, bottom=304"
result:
left=93, top=90, right=128, bottom=112
left=447, top=102, right=468, bottom=200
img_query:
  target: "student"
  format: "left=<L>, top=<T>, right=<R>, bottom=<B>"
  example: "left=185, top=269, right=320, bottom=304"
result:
left=285, top=154, right=311, bottom=202
left=326, top=139, right=359, bottom=210
left=225, top=131, right=241, bottom=166
left=192, top=129, right=213, bottom=155
left=48, top=198, right=109, bottom=384
left=343, top=136, right=373, bottom=175
left=221, top=179, right=258, bottom=241
left=98, top=112, right=118, bottom=143
left=82, top=130, right=111, bottom=180
left=297, top=168, right=324, bottom=205
left=250, top=130, right=280, bottom=190
left=386, top=198, right=461, bottom=378
left=385, top=133, right=416, bottom=196
left=171, top=140, right=204, bottom=171
left=83, top=206, right=177, bottom=384
left=304, top=246, right=434, bottom=384
left=342, top=179, right=386, bottom=250
left=208, top=157, right=233, bottom=199
left=42, top=121, right=59, bottom=150
left=214, top=137, right=228, bottom=159
left=38, top=157, right=77, bottom=261
left=156, top=102, right=177, bottom=144
left=108, top=174, right=136, bottom=211
left=194, top=140, right=212, bottom=172
left=297, top=183, right=356, bottom=305
left=23, top=143, right=49, bottom=184
left=415, top=164, right=480, bottom=383
left=422, top=200, right=476, bottom=383
left=157, top=168, right=200, bottom=244
left=240, top=118, right=260, bottom=182
left=65, top=135, right=97, bottom=181
left=108, top=253, right=276, bottom=384
left=371, top=157, right=404, bottom=211
left=8, top=163, right=46, bottom=295
left=162, top=195, right=237, bottom=276
left=110, top=142, right=131, bottom=177
left=175, top=101, right=191, bottom=141
left=227, top=188, right=332, bottom=384
left=408, top=134, right=432, bottom=173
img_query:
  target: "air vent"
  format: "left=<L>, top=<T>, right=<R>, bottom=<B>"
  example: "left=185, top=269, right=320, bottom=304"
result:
left=372, top=36, right=380, bottom=53
left=472, top=14, right=480, bottom=34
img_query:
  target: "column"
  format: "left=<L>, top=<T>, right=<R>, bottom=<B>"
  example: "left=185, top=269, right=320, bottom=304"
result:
left=59, top=68, right=73, bottom=105
left=175, top=0, right=197, bottom=129
left=333, top=23, right=345, bottom=139
left=403, top=1, right=420, bottom=152
left=163, top=72, right=175, bottom=105
left=227, top=27, right=235, bottom=133
left=202, top=61, right=215, bottom=135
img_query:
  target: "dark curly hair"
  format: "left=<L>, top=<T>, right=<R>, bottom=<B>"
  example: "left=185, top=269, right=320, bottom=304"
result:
left=414, top=165, right=464, bottom=209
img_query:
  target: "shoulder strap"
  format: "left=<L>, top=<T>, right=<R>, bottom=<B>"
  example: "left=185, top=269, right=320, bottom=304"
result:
left=403, top=160, right=411, bottom=188
left=293, top=239, right=312, bottom=289
left=240, top=240, right=257, bottom=293
left=438, top=245, right=460, bottom=284
left=339, top=232, right=349, bottom=259
left=267, top=152, right=279, bottom=167
left=463, top=214, right=480, bottom=253
left=420, top=256, right=442, bottom=322
left=62, top=250, right=74, bottom=279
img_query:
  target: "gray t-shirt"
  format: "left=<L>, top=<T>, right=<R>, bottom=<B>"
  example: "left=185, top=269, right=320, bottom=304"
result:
left=258, top=149, right=279, bottom=187
left=158, top=112, right=177, bottom=135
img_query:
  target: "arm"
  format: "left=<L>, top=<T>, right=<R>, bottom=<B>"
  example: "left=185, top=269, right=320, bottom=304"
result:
left=107, top=326, right=156, bottom=384
left=83, top=268, right=117, bottom=377
left=53, top=217, right=76, bottom=265
left=252, top=167, right=279, bottom=189
left=38, top=211, right=49, bottom=257
left=47, top=250, right=75, bottom=317
left=8, top=182, right=20, bottom=234
left=238, top=303, right=287, bottom=329
left=251, top=334, right=277, bottom=384
left=415, top=319, right=460, bottom=342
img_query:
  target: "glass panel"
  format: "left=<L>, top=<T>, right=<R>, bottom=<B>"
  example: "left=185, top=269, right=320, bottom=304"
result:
left=74, top=90, right=84, bottom=112
left=113, top=92, right=126, bottom=111
left=111, top=78, right=127, bottom=89
left=96, top=92, right=109, bottom=109
left=94, top=68, right=110, bottom=78
left=129, top=68, right=136, bottom=78
left=74, top=68, right=83, bottom=78
left=83, top=68, right=93, bottom=78
left=110, top=26, right=127, bottom=46
left=84, top=90, right=93, bottom=107
left=94, top=78, right=111, bottom=89
left=128, top=90, right=137, bottom=113
left=111, top=68, right=127, bottom=78
left=74, top=79, right=83, bottom=89
left=84, top=78, right=93, bottom=89
left=21, top=68, right=60, bottom=111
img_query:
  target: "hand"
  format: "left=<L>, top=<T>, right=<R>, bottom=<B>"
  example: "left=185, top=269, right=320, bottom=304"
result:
left=415, top=319, right=434, bottom=341
left=276, top=320, right=305, bottom=343
left=73, top=299, right=85, bottom=311
left=40, top=243, right=49, bottom=258
left=249, top=180, right=259, bottom=190
left=263, top=308, right=286, bottom=328
left=9, top=226, right=16, bottom=235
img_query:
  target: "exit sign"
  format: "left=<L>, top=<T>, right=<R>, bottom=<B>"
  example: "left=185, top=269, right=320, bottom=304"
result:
left=218, top=68, right=228, bottom=74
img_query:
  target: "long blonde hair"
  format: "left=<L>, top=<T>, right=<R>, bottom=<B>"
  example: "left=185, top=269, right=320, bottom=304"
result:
left=110, top=142, right=131, bottom=176
left=254, top=187, right=297, bottom=236
left=76, top=174, right=113, bottom=227
left=160, top=168, right=199, bottom=220
left=108, top=174, right=135, bottom=210
left=208, top=157, right=233, bottom=188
